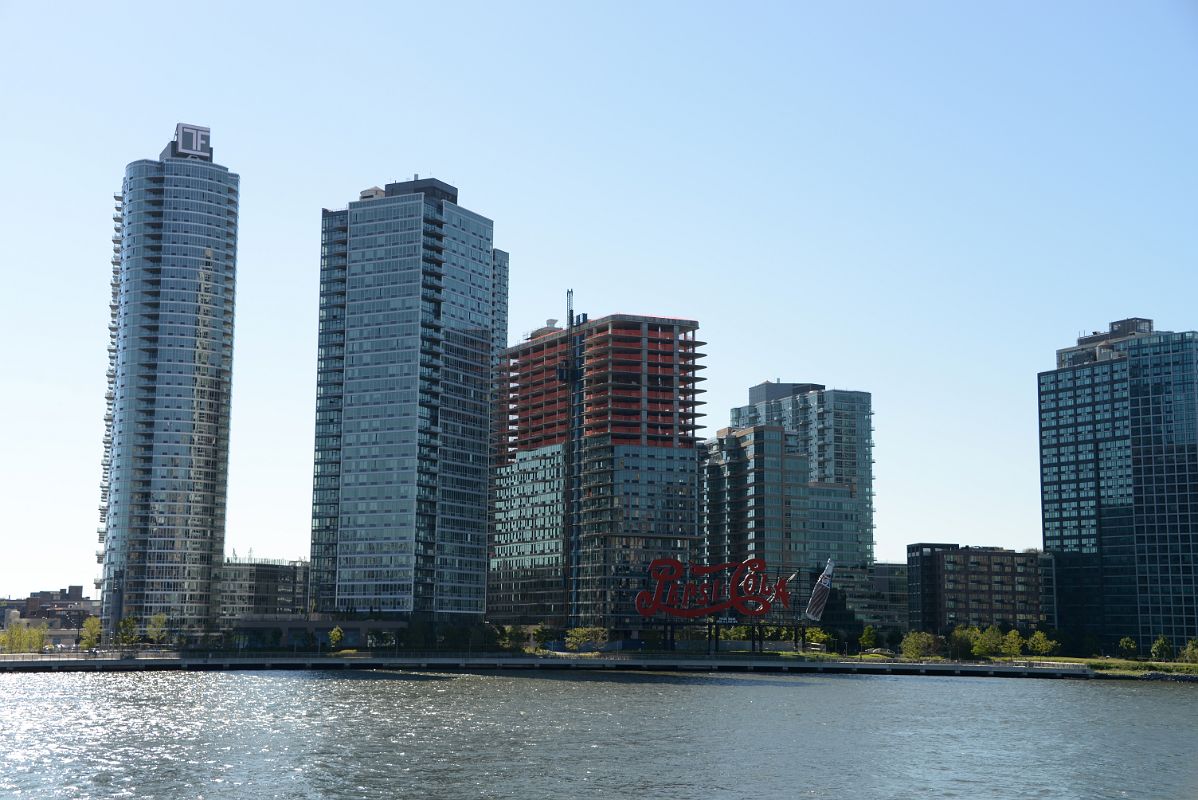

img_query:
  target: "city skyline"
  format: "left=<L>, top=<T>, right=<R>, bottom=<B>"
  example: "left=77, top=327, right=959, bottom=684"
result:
left=2, top=3, right=1196, bottom=598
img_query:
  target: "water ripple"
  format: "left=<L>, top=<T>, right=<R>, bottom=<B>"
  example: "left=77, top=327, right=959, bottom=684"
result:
left=0, top=671, right=1194, bottom=798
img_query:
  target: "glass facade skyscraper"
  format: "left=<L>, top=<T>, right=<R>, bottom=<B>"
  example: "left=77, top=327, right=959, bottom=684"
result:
left=703, top=425, right=862, bottom=577
left=310, top=179, right=508, bottom=621
left=97, top=124, right=239, bottom=640
left=1039, top=318, right=1198, bottom=651
left=729, top=381, right=875, bottom=566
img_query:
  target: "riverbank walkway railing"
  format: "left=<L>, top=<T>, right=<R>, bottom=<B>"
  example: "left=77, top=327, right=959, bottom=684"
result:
left=0, top=650, right=1096, bottom=679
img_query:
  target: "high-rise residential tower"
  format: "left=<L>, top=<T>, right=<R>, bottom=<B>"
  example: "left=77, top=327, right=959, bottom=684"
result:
left=729, top=381, right=875, bottom=566
left=703, top=425, right=863, bottom=576
left=97, top=124, right=239, bottom=640
left=310, top=179, right=508, bottom=621
left=489, top=313, right=705, bottom=631
left=1039, top=318, right=1198, bottom=652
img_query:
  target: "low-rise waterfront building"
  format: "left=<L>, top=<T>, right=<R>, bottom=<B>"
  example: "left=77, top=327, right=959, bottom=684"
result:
left=216, top=558, right=310, bottom=622
left=783, top=562, right=908, bottom=645
left=9, top=586, right=99, bottom=629
left=907, top=543, right=1042, bottom=635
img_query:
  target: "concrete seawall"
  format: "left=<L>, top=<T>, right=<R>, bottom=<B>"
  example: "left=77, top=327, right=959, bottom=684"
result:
left=0, top=654, right=1096, bottom=679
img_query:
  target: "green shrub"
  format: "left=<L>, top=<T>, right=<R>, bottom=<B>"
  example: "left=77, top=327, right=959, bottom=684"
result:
left=1150, top=635, right=1174, bottom=661
left=1027, top=630, right=1058, bottom=657
left=900, top=631, right=940, bottom=659
left=565, top=627, right=608, bottom=652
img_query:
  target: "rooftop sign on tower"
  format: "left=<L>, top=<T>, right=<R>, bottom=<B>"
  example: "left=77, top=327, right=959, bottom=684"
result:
left=174, top=123, right=211, bottom=158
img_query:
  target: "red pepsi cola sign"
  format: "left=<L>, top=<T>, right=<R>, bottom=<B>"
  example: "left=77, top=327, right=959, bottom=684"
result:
left=634, top=558, right=790, bottom=619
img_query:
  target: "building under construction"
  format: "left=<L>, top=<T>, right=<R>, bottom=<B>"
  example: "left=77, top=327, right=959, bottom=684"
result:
left=489, top=311, right=705, bottom=633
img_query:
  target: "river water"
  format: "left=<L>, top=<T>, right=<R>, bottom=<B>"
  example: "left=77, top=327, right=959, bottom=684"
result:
left=1, top=670, right=1195, bottom=799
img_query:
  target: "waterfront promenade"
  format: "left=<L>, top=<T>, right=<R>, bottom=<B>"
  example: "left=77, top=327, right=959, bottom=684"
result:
left=0, top=651, right=1095, bottom=679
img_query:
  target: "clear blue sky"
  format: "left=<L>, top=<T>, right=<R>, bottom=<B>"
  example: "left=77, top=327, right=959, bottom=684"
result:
left=1, top=1, right=1195, bottom=598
